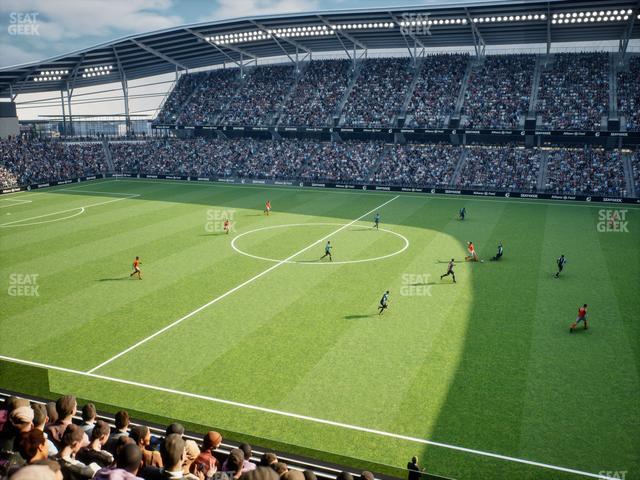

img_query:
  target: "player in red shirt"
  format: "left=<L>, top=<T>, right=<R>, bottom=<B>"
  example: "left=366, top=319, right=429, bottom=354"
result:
left=130, top=256, right=142, bottom=279
left=264, top=200, right=271, bottom=216
left=223, top=219, right=230, bottom=234
left=465, top=241, right=479, bottom=262
left=570, top=304, right=588, bottom=332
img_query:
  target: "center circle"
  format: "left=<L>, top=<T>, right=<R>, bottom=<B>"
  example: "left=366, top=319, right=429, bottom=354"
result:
left=231, top=223, right=410, bottom=265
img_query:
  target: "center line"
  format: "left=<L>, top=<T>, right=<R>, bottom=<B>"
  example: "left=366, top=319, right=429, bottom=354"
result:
left=87, top=195, right=400, bottom=373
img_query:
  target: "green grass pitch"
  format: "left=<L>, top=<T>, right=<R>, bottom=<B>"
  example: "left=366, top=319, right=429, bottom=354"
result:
left=1, top=178, right=639, bottom=480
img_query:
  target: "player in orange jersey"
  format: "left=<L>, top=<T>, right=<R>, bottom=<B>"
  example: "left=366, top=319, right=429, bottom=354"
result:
left=264, top=200, right=271, bottom=215
left=223, top=219, right=230, bottom=234
left=130, top=256, right=142, bottom=279
left=465, top=241, right=479, bottom=262
left=570, top=304, right=588, bottom=332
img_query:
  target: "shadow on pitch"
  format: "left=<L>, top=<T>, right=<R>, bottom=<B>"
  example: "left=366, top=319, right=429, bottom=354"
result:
left=97, top=277, right=129, bottom=282
left=343, top=314, right=378, bottom=320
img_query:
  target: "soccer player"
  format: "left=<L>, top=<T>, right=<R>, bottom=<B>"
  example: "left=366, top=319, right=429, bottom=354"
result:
left=223, top=219, right=230, bottom=234
left=465, top=241, right=479, bottom=262
left=320, top=241, right=332, bottom=261
left=130, top=256, right=142, bottom=279
left=373, top=212, right=380, bottom=230
left=490, top=242, right=503, bottom=261
left=570, top=304, right=588, bottom=332
left=378, top=290, right=390, bottom=314
left=440, top=259, right=456, bottom=283
left=264, top=200, right=271, bottom=216
left=554, top=254, right=567, bottom=278
left=459, top=207, right=466, bottom=220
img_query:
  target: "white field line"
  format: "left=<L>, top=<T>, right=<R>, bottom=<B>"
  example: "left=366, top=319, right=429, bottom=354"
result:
left=87, top=195, right=399, bottom=374
left=0, top=354, right=618, bottom=480
left=0, top=193, right=139, bottom=227
left=0, top=198, right=32, bottom=208
left=105, top=177, right=640, bottom=210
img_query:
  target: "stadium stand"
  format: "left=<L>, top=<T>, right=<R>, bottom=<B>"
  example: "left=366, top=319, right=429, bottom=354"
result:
left=455, top=145, right=540, bottom=192
left=617, top=55, right=640, bottom=131
left=537, top=52, right=609, bottom=130
left=631, top=149, right=640, bottom=195
left=405, top=54, right=468, bottom=128
left=1, top=136, right=637, bottom=199
left=373, top=143, right=461, bottom=187
left=177, top=70, right=242, bottom=126
left=0, top=139, right=105, bottom=188
left=461, top=54, right=535, bottom=129
left=544, top=147, right=627, bottom=197
left=341, top=58, right=414, bottom=128
left=155, top=74, right=202, bottom=124
left=217, top=65, right=296, bottom=127
left=0, top=391, right=411, bottom=480
left=278, top=59, right=351, bottom=127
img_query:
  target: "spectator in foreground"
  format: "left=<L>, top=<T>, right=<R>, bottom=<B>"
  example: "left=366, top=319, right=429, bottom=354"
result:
left=45, top=395, right=77, bottom=450
left=32, top=403, right=59, bottom=456
left=105, top=411, right=130, bottom=455
left=258, top=453, right=277, bottom=468
left=241, top=466, right=279, bottom=480
left=77, top=419, right=113, bottom=468
left=56, top=423, right=100, bottom=480
left=94, top=442, right=144, bottom=480
left=18, top=429, right=49, bottom=464
left=191, top=431, right=220, bottom=475
left=129, top=425, right=162, bottom=468
left=80, top=404, right=97, bottom=437
left=407, top=457, right=422, bottom=480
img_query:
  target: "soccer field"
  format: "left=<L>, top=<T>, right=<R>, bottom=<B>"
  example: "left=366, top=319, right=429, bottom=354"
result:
left=1, top=178, right=638, bottom=480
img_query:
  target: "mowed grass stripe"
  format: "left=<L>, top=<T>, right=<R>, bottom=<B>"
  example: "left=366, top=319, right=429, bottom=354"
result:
left=167, top=198, right=427, bottom=408
left=1, top=187, right=360, bottom=368
left=519, top=206, right=640, bottom=474
left=90, top=191, right=400, bottom=376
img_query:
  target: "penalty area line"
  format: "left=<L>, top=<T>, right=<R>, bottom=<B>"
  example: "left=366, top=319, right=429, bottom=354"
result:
left=86, top=195, right=400, bottom=374
left=0, top=354, right=618, bottom=480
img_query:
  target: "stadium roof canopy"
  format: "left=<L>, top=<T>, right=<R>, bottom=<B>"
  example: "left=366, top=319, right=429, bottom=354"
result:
left=1, top=0, right=638, bottom=98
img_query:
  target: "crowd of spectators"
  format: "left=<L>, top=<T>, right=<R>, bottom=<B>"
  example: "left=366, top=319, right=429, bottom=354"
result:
left=462, top=55, right=535, bottom=129
left=109, top=138, right=253, bottom=178
left=1, top=393, right=379, bottom=480
left=545, top=147, right=627, bottom=196
left=405, top=54, right=468, bottom=128
left=617, top=56, right=640, bottom=131
left=178, top=70, right=241, bottom=126
left=155, top=74, right=203, bottom=124
left=217, top=65, right=296, bottom=127
left=0, top=136, right=634, bottom=197
left=373, top=143, right=461, bottom=187
left=341, top=58, right=413, bottom=128
left=278, top=60, right=351, bottom=127
left=537, top=53, right=609, bottom=130
left=629, top=149, right=640, bottom=196
left=299, top=141, right=383, bottom=183
left=0, top=139, right=105, bottom=188
left=455, top=145, right=541, bottom=192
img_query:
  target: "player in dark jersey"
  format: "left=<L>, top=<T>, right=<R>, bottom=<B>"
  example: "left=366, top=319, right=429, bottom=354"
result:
left=459, top=207, right=466, bottom=220
left=440, top=259, right=456, bottom=283
left=378, top=291, right=390, bottom=314
left=490, top=242, right=503, bottom=261
left=554, top=254, right=567, bottom=278
left=570, top=304, right=588, bottom=332
left=320, top=241, right=332, bottom=261
left=373, top=212, right=380, bottom=230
